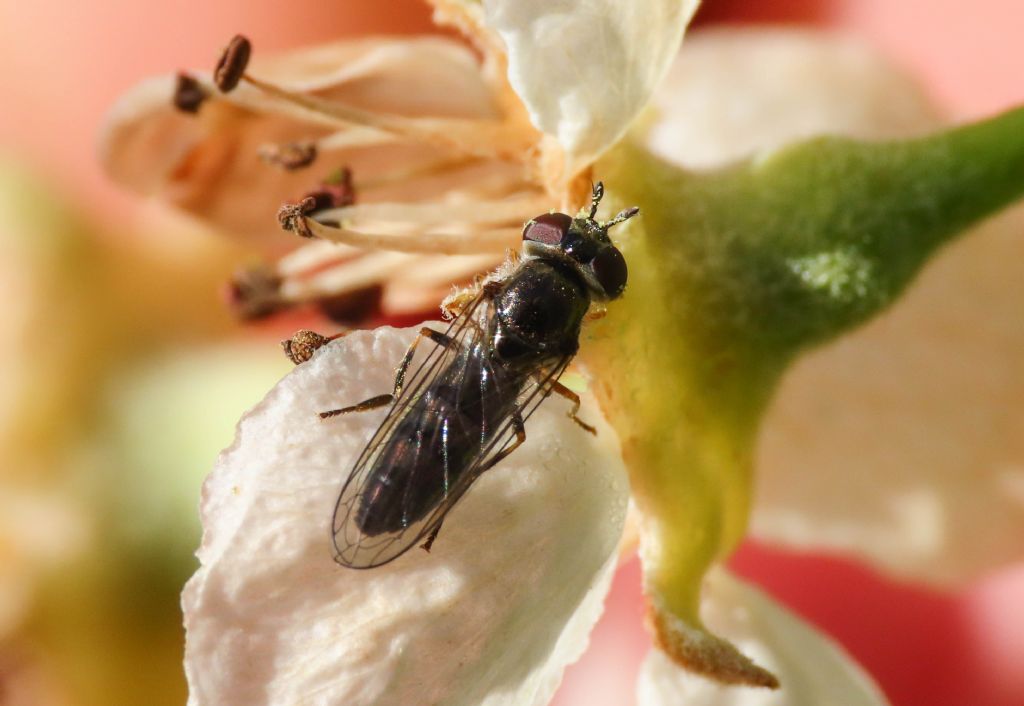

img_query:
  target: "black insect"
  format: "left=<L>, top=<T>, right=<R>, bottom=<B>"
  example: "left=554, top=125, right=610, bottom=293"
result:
left=323, top=183, right=638, bottom=568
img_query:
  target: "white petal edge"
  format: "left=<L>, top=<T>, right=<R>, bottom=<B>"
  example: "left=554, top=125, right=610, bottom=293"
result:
left=183, top=325, right=628, bottom=706
left=637, top=569, right=889, bottom=706
left=484, top=0, right=700, bottom=176
left=645, top=28, right=942, bottom=170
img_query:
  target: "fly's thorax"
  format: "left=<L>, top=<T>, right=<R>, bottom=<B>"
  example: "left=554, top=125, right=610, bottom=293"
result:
left=489, top=258, right=590, bottom=367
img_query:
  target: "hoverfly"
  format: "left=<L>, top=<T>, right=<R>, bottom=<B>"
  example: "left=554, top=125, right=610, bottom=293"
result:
left=322, top=183, right=638, bottom=568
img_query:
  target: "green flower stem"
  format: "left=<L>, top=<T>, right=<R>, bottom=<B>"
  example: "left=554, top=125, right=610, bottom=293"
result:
left=581, top=106, right=1024, bottom=672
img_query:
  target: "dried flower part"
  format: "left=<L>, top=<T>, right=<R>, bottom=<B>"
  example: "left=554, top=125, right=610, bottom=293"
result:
left=648, top=598, right=779, bottom=689
left=280, top=329, right=332, bottom=365
left=173, top=73, right=207, bottom=114
left=214, top=34, right=251, bottom=93
left=637, top=570, right=887, bottom=706
left=276, top=197, right=317, bottom=239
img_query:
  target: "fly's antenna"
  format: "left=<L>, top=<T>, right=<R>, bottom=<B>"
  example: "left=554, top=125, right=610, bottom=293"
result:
left=588, top=181, right=605, bottom=220
left=604, top=206, right=640, bottom=229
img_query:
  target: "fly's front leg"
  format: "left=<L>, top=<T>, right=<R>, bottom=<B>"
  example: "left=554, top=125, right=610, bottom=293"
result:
left=318, top=327, right=454, bottom=420
left=545, top=379, right=596, bottom=435
left=479, top=412, right=526, bottom=472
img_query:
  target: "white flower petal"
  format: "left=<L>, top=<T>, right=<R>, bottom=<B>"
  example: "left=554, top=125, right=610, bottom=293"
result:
left=644, top=29, right=1024, bottom=584
left=637, top=570, right=888, bottom=706
left=184, top=326, right=628, bottom=706
left=754, top=207, right=1024, bottom=584
left=484, top=0, right=700, bottom=175
left=645, top=28, right=941, bottom=170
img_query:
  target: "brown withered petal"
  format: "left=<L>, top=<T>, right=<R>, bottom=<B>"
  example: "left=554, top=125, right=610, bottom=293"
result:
left=214, top=34, right=251, bottom=93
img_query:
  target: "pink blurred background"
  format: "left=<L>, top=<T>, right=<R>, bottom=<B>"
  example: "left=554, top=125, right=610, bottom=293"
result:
left=1, top=1, right=1021, bottom=705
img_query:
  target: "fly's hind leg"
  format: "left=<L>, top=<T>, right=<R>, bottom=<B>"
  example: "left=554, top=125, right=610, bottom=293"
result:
left=479, top=412, right=526, bottom=472
left=545, top=379, right=596, bottom=435
left=420, top=522, right=443, bottom=553
left=319, top=394, right=394, bottom=419
left=319, top=327, right=455, bottom=420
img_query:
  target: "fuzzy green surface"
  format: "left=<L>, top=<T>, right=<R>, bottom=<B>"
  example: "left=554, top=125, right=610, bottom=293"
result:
left=581, top=105, right=1024, bottom=629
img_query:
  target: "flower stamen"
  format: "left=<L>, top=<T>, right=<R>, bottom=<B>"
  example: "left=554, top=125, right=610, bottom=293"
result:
left=227, top=240, right=501, bottom=321
left=208, top=35, right=531, bottom=164
left=294, top=217, right=519, bottom=255
left=173, top=72, right=208, bottom=114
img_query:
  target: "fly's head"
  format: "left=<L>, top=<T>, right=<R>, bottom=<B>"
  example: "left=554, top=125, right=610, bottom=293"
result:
left=521, top=182, right=638, bottom=302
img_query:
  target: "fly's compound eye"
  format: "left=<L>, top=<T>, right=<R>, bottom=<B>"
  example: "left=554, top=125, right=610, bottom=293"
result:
left=523, top=212, right=572, bottom=246
left=591, top=246, right=628, bottom=299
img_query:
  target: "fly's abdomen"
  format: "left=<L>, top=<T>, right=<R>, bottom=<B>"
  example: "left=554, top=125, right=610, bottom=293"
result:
left=354, top=391, right=480, bottom=536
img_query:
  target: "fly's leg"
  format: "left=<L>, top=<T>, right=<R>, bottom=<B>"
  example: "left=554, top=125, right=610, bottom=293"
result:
left=441, top=288, right=479, bottom=319
left=392, top=328, right=454, bottom=399
left=420, top=523, right=443, bottom=553
left=319, top=394, right=393, bottom=419
left=546, top=380, right=597, bottom=435
left=318, top=327, right=454, bottom=419
left=479, top=412, right=526, bottom=472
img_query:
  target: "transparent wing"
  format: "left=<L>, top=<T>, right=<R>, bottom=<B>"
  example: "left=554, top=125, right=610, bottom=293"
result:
left=331, top=291, right=489, bottom=568
left=330, top=291, right=575, bottom=569
left=404, top=350, right=574, bottom=551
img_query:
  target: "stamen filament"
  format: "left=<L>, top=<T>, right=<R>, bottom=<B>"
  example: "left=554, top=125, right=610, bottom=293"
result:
left=314, top=196, right=547, bottom=229
left=241, top=74, right=525, bottom=161
left=280, top=251, right=415, bottom=300
left=276, top=240, right=359, bottom=277
left=300, top=217, right=518, bottom=255
left=387, top=253, right=504, bottom=286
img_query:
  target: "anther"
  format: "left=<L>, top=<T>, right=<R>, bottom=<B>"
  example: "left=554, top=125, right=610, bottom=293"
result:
left=308, top=167, right=356, bottom=210
left=277, top=197, right=318, bottom=239
left=258, top=141, right=318, bottom=170
left=225, top=264, right=283, bottom=319
left=173, top=72, right=208, bottom=113
left=214, top=35, right=251, bottom=93
left=281, top=329, right=332, bottom=365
